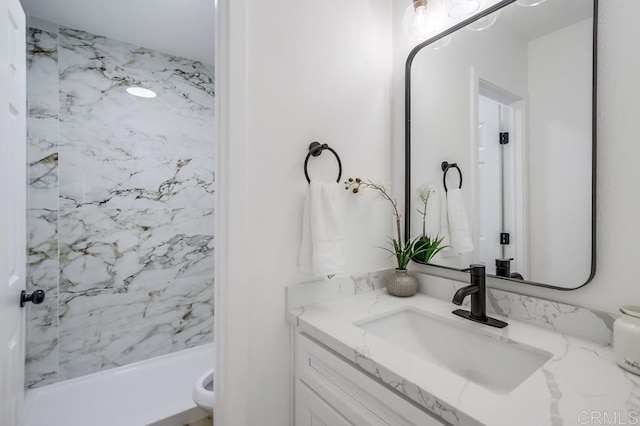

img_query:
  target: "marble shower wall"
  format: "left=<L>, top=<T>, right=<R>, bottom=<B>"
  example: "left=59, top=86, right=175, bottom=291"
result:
left=26, top=21, right=215, bottom=388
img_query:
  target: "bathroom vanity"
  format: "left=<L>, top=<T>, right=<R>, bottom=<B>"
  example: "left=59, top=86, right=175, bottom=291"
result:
left=294, top=331, right=442, bottom=425
left=287, top=281, right=640, bottom=426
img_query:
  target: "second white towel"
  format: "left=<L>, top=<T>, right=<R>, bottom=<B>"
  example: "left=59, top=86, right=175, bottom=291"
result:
left=446, top=188, right=474, bottom=254
left=439, top=190, right=454, bottom=258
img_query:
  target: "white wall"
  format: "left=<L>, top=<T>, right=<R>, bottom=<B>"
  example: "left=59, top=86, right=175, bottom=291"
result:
left=218, top=0, right=393, bottom=424
left=394, top=0, right=640, bottom=315
left=528, top=19, right=592, bottom=285
left=554, top=0, right=640, bottom=310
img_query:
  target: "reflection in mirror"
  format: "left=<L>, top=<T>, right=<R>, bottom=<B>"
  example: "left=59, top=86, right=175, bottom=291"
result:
left=406, top=0, right=595, bottom=289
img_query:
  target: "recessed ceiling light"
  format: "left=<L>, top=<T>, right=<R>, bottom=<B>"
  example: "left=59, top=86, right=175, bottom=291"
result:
left=126, top=86, right=157, bottom=98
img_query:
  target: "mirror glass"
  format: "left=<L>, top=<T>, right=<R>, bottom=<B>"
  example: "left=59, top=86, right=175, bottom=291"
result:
left=407, top=0, right=595, bottom=289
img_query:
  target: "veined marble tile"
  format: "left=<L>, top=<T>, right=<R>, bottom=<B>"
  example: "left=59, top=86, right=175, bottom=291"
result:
left=58, top=123, right=214, bottom=209
left=25, top=21, right=215, bottom=388
left=486, top=288, right=616, bottom=346
left=58, top=27, right=214, bottom=133
left=286, top=270, right=388, bottom=315
left=28, top=118, right=58, bottom=209
left=25, top=307, right=58, bottom=389
left=58, top=275, right=213, bottom=380
left=416, top=274, right=617, bottom=346
left=27, top=27, right=58, bottom=119
left=27, top=209, right=59, bottom=299
left=59, top=206, right=214, bottom=294
left=26, top=209, right=59, bottom=388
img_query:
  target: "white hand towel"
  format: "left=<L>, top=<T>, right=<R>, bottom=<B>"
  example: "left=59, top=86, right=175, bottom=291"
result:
left=439, top=190, right=455, bottom=258
left=447, top=188, right=474, bottom=254
left=299, top=182, right=346, bottom=276
left=299, top=191, right=313, bottom=274
left=424, top=184, right=440, bottom=238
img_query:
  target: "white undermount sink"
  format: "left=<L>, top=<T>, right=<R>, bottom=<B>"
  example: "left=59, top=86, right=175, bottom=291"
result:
left=355, top=308, right=552, bottom=394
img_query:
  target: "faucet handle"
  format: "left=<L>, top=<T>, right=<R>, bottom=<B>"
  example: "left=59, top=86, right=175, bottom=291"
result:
left=462, top=264, right=486, bottom=275
left=495, top=258, right=514, bottom=278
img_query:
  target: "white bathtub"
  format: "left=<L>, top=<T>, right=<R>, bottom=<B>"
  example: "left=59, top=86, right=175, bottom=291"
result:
left=24, top=344, right=214, bottom=426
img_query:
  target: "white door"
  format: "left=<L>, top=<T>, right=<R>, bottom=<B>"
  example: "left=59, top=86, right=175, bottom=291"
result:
left=0, top=0, right=27, bottom=424
left=477, top=92, right=525, bottom=277
left=477, top=95, right=503, bottom=274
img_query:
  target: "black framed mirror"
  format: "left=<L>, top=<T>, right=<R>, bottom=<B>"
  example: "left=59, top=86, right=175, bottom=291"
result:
left=405, top=0, right=597, bottom=290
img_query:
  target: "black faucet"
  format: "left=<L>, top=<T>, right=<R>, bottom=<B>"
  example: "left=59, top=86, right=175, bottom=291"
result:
left=452, top=264, right=508, bottom=329
left=495, top=258, right=524, bottom=280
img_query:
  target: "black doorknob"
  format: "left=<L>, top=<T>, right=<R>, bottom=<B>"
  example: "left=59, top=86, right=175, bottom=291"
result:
left=20, top=289, right=45, bottom=307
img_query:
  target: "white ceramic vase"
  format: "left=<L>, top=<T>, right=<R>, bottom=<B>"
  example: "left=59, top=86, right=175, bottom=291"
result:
left=385, top=269, right=418, bottom=297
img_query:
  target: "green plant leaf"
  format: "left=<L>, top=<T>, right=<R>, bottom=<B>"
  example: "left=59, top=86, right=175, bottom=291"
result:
left=410, top=235, right=448, bottom=264
left=375, top=234, right=448, bottom=269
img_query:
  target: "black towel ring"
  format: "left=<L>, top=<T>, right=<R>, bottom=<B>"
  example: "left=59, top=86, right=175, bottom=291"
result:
left=304, top=142, right=342, bottom=184
left=441, top=161, right=462, bottom=192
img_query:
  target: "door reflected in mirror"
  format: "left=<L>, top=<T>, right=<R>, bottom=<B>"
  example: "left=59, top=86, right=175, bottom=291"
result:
left=406, top=0, right=596, bottom=289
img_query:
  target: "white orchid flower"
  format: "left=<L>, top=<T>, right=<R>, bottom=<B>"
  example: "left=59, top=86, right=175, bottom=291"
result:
left=416, top=184, right=430, bottom=200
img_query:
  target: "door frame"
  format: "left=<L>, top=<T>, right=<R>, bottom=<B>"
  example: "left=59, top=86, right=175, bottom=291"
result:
left=214, top=0, right=253, bottom=425
left=471, top=70, right=529, bottom=279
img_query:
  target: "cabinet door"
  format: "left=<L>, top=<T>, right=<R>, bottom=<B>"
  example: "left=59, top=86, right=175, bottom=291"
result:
left=296, top=380, right=352, bottom=426
left=296, top=335, right=446, bottom=425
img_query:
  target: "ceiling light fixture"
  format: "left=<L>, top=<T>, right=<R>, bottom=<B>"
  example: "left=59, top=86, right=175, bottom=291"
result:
left=429, top=35, right=453, bottom=50
left=126, top=87, right=157, bottom=98
left=466, top=10, right=500, bottom=31
left=516, top=0, right=547, bottom=6
left=443, top=0, right=480, bottom=19
left=403, top=0, right=439, bottom=42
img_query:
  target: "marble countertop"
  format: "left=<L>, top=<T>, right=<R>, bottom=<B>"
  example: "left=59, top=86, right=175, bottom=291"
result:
left=288, top=290, right=640, bottom=426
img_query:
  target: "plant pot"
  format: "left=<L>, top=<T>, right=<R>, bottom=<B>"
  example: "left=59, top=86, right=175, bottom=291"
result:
left=385, top=269, right=418, bottom=297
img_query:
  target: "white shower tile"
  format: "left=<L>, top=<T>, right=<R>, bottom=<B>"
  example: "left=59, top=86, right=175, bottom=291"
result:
left=58, top=27, right=214, bottom=131
left=25, top=209, right=59, bottom=388
left=27, top=27, right=58, bottom=119
left=56, top=26, right=215, bottom=212
left=28, top=118, right=58, bottom=209
left=58, top=206, right=214, bottom=294
left=58, top=123, right=214, bottom=209
left=57, top=275, right=213, bottom=380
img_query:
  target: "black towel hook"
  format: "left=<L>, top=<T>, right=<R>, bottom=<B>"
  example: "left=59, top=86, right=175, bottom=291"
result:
left=441, top=161, right=462, bottom=192
left=304, top=142, right=342, bottom=184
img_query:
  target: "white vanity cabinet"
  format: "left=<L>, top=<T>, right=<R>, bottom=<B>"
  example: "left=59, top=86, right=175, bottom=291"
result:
left=294, top=333, right=446, bottom=426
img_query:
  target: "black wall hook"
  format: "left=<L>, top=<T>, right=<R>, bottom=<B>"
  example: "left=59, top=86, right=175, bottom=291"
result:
left=442, top=161, right=463, bottom=192
left=304, top=142, right=342, bottom=184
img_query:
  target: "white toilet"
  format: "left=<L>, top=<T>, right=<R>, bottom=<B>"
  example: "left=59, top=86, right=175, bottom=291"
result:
left=193, top=369, right=215, bottom=414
